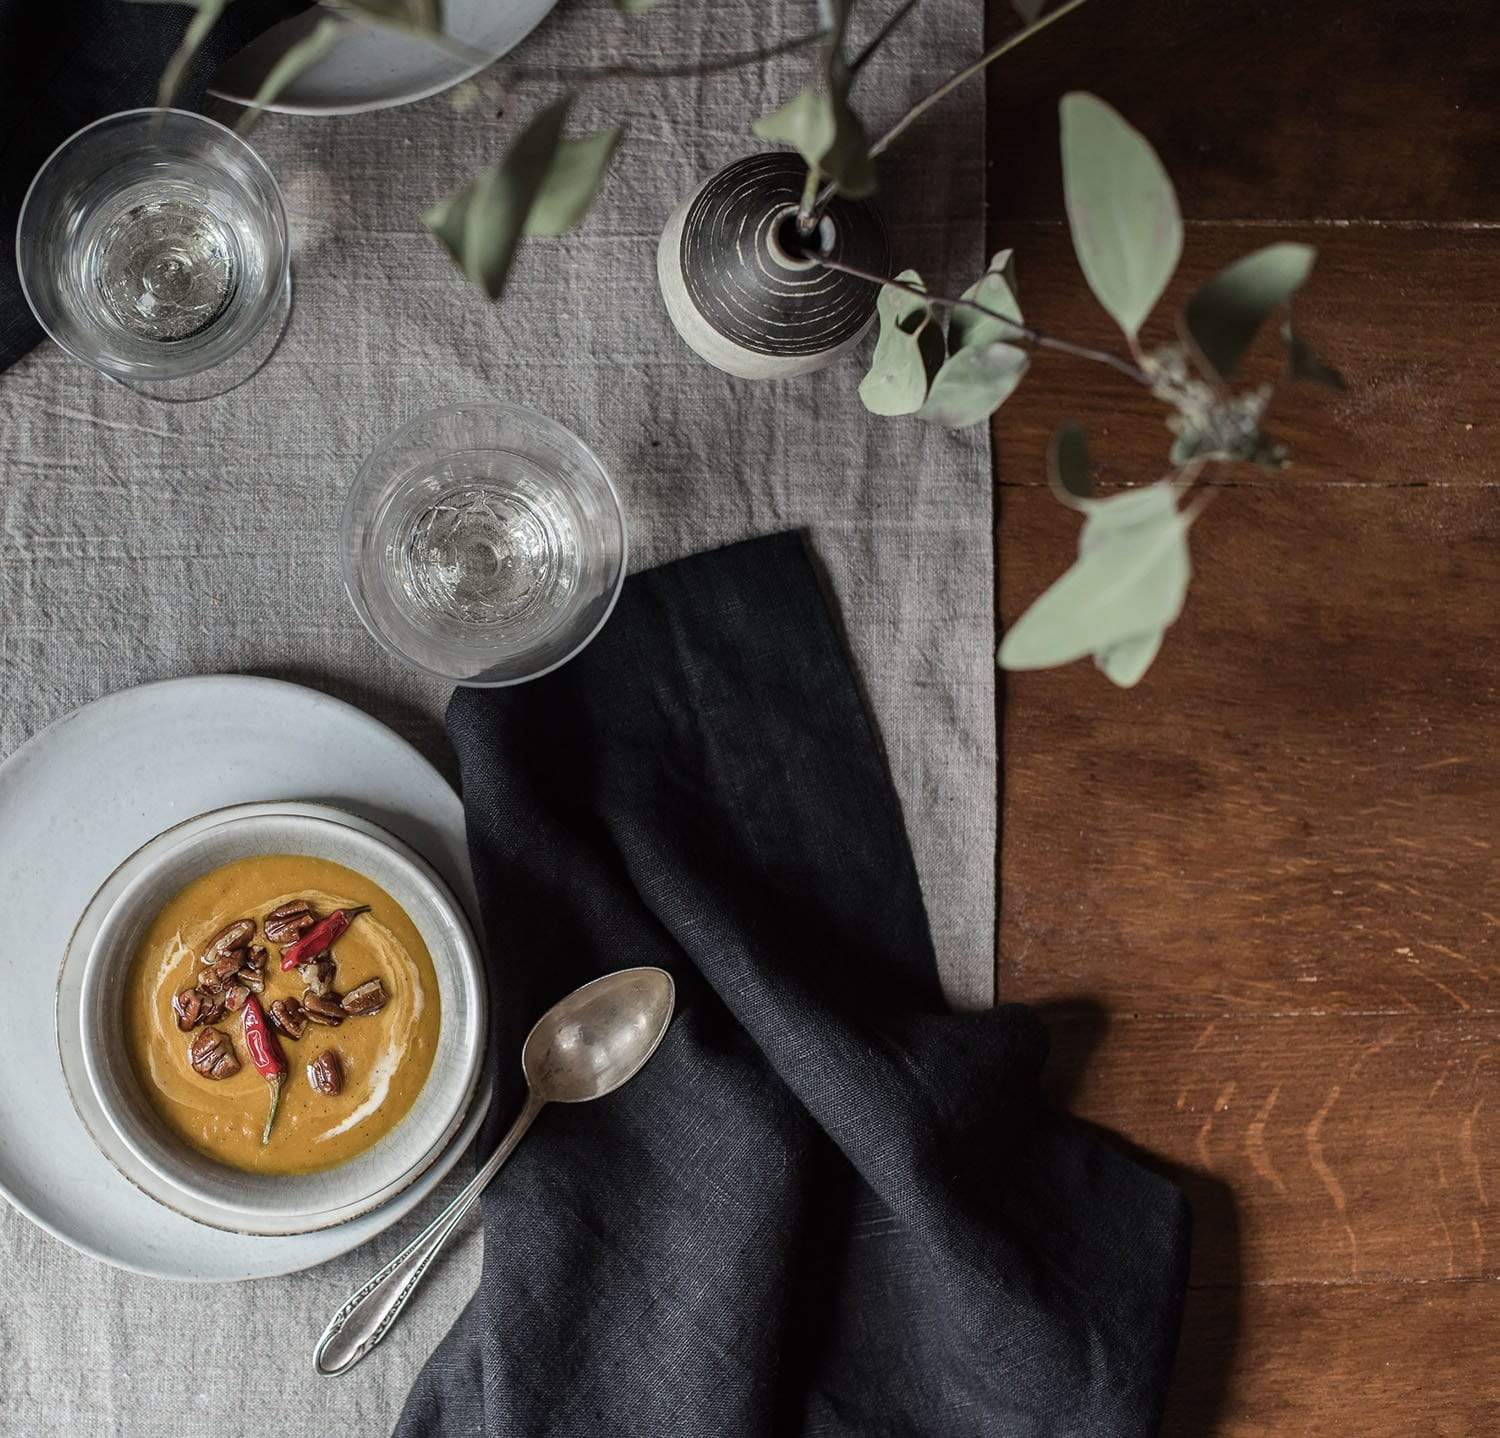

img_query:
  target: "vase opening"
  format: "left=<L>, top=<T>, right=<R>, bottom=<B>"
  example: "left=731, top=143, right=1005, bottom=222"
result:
left=769, top=206, right=836, bottom=270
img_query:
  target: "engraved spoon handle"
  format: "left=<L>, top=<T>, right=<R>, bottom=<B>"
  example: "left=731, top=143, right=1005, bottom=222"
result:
left=313, top=1090, right=545, bottom=1377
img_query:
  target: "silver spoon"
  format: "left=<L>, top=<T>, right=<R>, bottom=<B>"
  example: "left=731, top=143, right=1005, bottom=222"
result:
left=313, top=965, right=677, bottom=1377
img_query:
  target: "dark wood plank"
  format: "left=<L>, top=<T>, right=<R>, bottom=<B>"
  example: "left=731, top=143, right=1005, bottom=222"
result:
left=983, top=0, right=1500, bottom=222
left=1161, top=1282, right=1500, bottom=1437
left=1000, top=482, right=1500, bottom=1016
left=1041, top=1011, right=1499, bottom=1285
left=987, top=226, right=1500, bottom=491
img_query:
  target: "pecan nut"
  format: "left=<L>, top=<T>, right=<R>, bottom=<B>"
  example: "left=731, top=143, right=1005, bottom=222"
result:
left=201, top=919, right=256, bottom=964
left=224, top=983, right=251, bottom=1013
left=197, top=988, right=229, bottom=1025
left=297, top=955, right=337, bottom=996
left=302, top=992, right=345, bottom=1027
left=307, top=1049, right=343, bottom=1096
left=340, top=979, right=388, bottom=1016
left=188, top=1026, right=240, bottom=1080
left=267, top=997, right=308, bottom=1040
left=237, top=945, right=267, bottom=992
left=264, top=901, right=317, bottom=945
left=172, top=987, right=204, bottom=1032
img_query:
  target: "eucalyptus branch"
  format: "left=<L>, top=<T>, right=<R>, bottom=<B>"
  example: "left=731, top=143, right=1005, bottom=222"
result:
left=505, top=29, right=828, bottom=87
left=850, top=0, right=925, bottom=76
left=870, top=0, right=1091, bottom=159
left=806, top=0, right=1092, bottom=223
left=815, top=256, right=1152, bottom=385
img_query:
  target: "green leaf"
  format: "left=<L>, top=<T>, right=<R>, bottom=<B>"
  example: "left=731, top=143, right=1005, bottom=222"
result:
left=1181, top=242, right=1315, bottom=384
left=426, top=98, right=584, bottom=302
left=523, top=128, right=623, bottom=235
left=614, top=0, right=661, bottom=11
left=1094, top=629, right=1163, bottom=688
left=752, top=0, right=874, bottom=198
left=998, top=483, right=1191, bottom=681
left=949, top=250, right=1022, bottom=352
left=752, top=79, right=874, bottom=198
left=235, top=15, right=344, bottom=131
left=1283, top=321, right=1345, bottom=389
left=919, top=341, right=1028, bottom=428
left=1059, top=92, right=1182, bottom=341
left=1046, top=421, right=1092, bottom=506
left=858, top=272, right=945, bottom=417
left=1011, top=0, right=1047, bottom=18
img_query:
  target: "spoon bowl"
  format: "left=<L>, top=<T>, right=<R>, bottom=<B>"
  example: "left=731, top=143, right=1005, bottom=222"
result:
left=524, top=967, right=676, bottom=1104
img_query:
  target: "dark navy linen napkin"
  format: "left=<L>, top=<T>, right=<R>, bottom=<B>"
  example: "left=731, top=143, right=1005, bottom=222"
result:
left=0, top=0, right=301, bottom=371
left=400, top=532, right=1190, bottom=1437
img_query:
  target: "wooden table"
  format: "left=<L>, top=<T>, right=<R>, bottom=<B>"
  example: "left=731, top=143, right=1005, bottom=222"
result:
left=987, top=1, right=1499, bottom=1430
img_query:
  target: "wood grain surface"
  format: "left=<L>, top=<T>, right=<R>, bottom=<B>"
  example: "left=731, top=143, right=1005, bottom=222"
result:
left=985, top=0, right=1500, bottom=1430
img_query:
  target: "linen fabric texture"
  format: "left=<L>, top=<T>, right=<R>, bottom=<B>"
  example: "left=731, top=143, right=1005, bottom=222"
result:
left=397, top=533, right=1190, bottom=1438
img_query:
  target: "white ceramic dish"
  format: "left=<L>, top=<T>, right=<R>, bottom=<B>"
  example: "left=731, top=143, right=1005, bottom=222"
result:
left=208, top=0, right=561, bottom=116
left=74, top=809, right=486, bottom=1236
left=0, top=676, right=492, bottom=1281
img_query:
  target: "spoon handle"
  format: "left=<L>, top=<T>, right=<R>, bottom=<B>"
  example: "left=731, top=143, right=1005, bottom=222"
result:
left=313, top=1091, right=545, bottom=1377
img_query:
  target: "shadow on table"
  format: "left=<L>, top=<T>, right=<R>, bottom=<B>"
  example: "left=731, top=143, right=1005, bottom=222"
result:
left=1034, top=999, right=1242, bottom=1438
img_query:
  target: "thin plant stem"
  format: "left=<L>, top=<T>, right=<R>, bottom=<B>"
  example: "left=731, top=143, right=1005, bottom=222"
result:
left=869, top=0, right=1091, bottom=159
left=815, top=255, right=1152, bottom=385
left=806, top=0, right=1093, bottom=222
left=850, top=0, right=926, bottom=75
left=506, top=30, right=828, bottom=86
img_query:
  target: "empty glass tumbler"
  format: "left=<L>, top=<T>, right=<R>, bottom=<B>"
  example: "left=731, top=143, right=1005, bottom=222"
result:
left=16, top=108, right=290, bottom=394
left=342, top=403, right=628, bottom=686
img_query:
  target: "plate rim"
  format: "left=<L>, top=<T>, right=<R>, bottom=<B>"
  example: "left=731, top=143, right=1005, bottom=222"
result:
left=0, top=674, right=492, bottom=1281
left=207, top=0, right=561, bottom=117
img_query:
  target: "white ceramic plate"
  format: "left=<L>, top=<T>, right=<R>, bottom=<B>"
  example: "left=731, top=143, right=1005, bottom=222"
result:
left=0, top=675, right=492, bottom=1281
left=209, top=0, right=561, bottom=116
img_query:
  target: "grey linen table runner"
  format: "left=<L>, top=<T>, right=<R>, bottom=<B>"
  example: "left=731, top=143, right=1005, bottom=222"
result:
left=0, top=0, right=991, bottom=1432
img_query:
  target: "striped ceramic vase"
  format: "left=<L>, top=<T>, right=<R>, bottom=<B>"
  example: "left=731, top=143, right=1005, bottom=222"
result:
left=657, top=152, right=891, bottom=381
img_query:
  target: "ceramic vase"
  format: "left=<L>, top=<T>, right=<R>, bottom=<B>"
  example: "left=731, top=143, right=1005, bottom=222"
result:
left=657, top=152, right=891, bottom=381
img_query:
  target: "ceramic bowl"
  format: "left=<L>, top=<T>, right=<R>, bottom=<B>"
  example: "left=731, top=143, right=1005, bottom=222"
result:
left=72, top=808, right=486, bottom=1235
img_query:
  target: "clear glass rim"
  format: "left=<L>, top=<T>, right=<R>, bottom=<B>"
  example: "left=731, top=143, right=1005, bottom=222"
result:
left=14, top=106, right=292, bottom=382
left=341, top=400, right=630, bottom=688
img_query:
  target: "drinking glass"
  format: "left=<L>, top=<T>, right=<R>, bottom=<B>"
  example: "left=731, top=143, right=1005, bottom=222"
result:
left=342, top=403, right=628, bottom=686
left=16, top=108, right=290, bottom=399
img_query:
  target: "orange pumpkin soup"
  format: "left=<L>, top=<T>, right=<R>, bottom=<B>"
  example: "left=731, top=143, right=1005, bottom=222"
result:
left=123, top=854, right=441, bottom=1175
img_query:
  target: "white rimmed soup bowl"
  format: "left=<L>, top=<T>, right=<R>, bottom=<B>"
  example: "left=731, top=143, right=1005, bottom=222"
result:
left=69, top=808, right=486, bottom=1236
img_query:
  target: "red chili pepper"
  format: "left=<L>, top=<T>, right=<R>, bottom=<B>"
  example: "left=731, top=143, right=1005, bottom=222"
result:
left=241, top=995, right=288, bottom=1145
left=279, top=905, right=371, bottom=971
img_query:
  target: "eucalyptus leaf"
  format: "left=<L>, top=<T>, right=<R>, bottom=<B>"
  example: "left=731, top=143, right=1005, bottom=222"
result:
left=752, top=80, right=874, bottom=198
left=1095, top=628, right=1163, bottom=687
left=949, top=250, right=1022, bottom=353
left=1283, top=321, right=1346, bottom=389
left=1182, top=242, right=1315, bottom=384
left=235, top=15, right=343, bottom=130
left=919, top=341, right=1028, bottom=428
left=1059, top=92, right=1182, bottom=342
left=614, top=0, right=661, bottom=12
left=858, top=272, right=944, bottom=417
left=1047, top=421, right=1092, bottom=506
left=752, top=0, right=874, bottom=198
left=999, top=483, right=1191, bottom=678
left=425, top=97, right=574, bottom=301
left=523, top=127, right=624, bottom=235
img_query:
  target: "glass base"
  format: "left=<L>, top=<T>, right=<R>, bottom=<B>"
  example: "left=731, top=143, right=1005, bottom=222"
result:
left=108, top=268, right=293, bottom=404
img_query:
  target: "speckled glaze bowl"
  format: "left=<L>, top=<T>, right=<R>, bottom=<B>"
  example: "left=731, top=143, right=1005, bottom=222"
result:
left=70, top=808, right=486, bottom=1236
